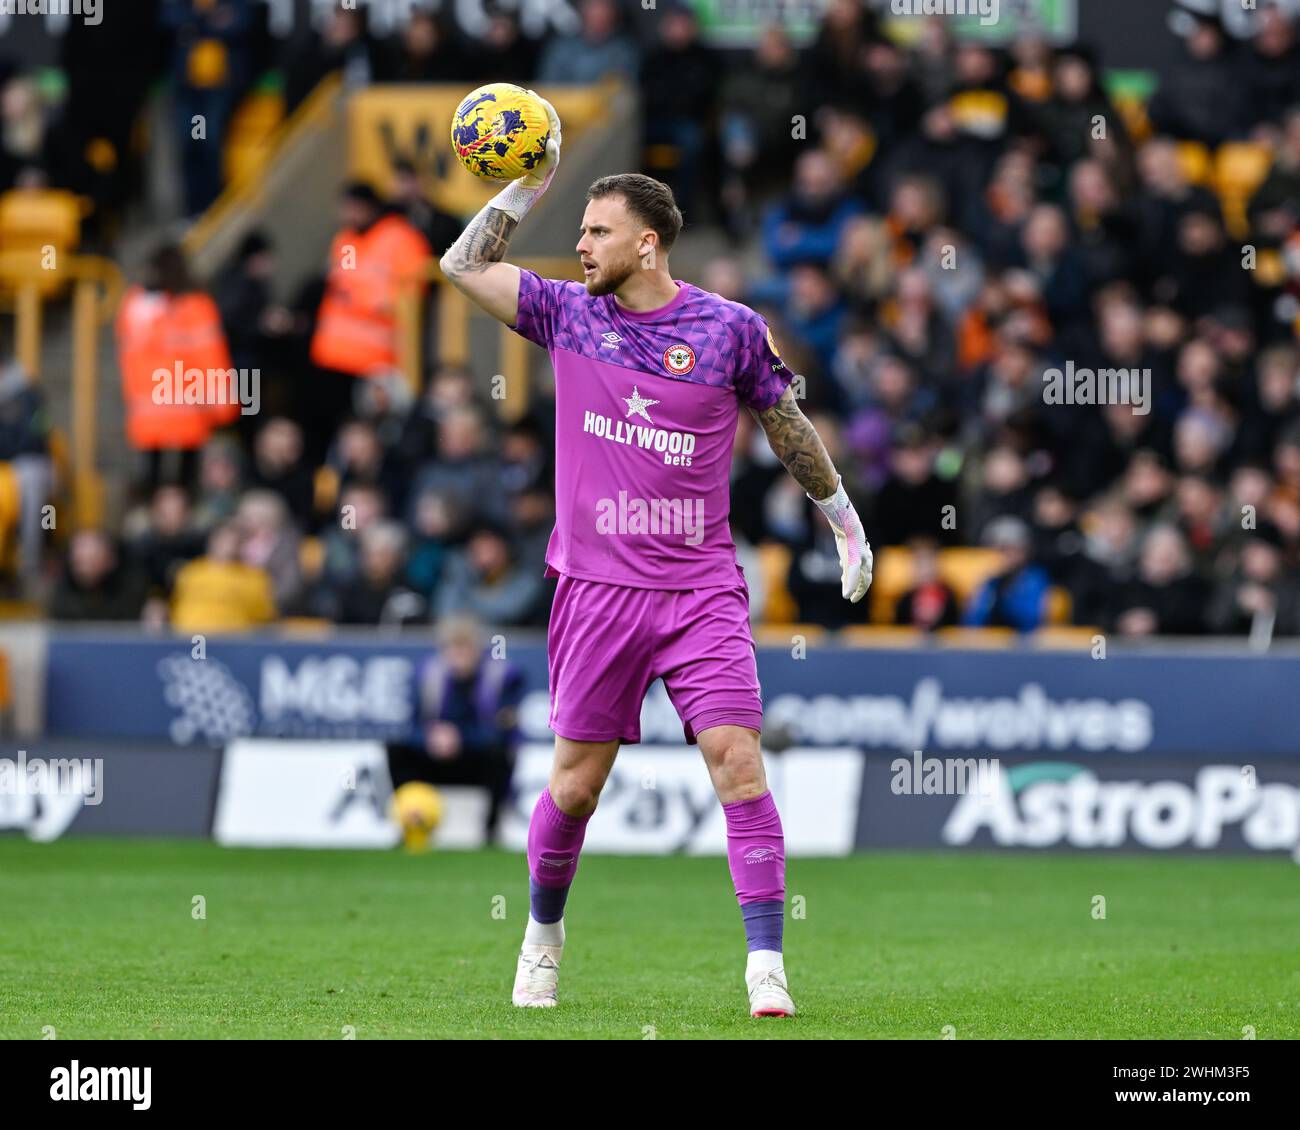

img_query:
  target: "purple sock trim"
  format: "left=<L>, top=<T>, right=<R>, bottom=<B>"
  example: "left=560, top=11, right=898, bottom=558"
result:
left=741, top=899, right=784, bottom=953
left=529, top=878, right=570, bottom=925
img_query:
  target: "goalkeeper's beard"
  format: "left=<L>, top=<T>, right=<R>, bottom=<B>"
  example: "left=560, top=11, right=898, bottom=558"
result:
left=584, top=254, right=638, bottom=297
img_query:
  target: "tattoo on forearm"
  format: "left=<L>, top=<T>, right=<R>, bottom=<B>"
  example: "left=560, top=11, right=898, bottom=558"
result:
left=753, top=387, right=838, bottom=500
left=442, top=206, right=517, bottom=276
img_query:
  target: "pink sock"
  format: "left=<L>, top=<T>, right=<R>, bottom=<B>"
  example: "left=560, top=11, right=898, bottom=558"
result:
left=527, top=788, right=590, bottom=924
left=724, top=791, right=785, bottom=952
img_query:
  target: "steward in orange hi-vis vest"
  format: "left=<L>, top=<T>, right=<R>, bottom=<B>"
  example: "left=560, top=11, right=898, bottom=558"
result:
left=117, top=247, right=237, bottom=451
left=310, top=182, right=432, bottom=378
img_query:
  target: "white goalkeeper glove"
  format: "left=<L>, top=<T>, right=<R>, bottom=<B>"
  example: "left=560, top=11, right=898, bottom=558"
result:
left=489, top=92, right=562, bottom=221
left=810, top=476, right=873, bottom=603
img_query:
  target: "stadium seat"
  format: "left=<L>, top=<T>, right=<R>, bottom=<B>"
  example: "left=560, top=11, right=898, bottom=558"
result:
left=1031, top=626, right=1103, bottom=650
left=938, top=549, right=1003, bottom=604
left=313, top=465, right=339, bottom=514
left=1214, top=142, right=1273, bottom=238
left=838, top=625, right=926, bottom=648
left=870, top=547, right=1004, bottom=624
left=0, top=462, right=20, bottom=574
left=753, top=623, right=828, bottom=646
left=756, top=542, right=798, bottom=623
left=0, top=188, right=87, bottom=297
left=298, top=536, right=325, bottom=582
left=935, top=627, right=1017, bottom=648
left=1046, top=586, right=1073, bottom=626
left=1175, top=141, right=1213, bottom=187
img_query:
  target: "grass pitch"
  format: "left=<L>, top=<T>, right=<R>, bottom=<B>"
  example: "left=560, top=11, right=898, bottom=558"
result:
left=2, top=839, right=1298, bottom=1039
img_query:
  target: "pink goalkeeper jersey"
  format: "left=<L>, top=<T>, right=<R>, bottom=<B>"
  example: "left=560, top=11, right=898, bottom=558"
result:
left=513, top=270, right=792, bottom=590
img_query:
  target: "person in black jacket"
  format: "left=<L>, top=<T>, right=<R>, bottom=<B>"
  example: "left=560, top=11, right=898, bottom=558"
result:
left=49, top=531, right=148, bottom=622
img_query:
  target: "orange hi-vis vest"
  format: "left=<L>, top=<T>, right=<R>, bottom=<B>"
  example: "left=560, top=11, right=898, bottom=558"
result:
left=117, top=285, right=237, bottom=450
left=310, top=213, right=431, bottom=378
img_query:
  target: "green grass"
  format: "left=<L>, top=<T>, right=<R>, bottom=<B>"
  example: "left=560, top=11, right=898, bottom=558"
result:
left=2, top=839, right=1298, bottom=1039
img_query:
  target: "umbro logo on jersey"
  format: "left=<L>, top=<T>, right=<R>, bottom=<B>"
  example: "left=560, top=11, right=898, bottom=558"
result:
left=663, top=343, right=696, bottom=375
left=601, top=331, right=622, bottom=349
left=744, top=846, right=778, bottom=864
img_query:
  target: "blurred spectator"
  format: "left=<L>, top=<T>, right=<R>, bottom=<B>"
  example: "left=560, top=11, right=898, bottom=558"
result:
left=1207, top=523, right=1300, bottom=635
left=236, top=490, right=302, bottom=612
left=249, top=418, right=314, bottom=522
left=410, top=405, right=508, bottom=527
left=1148, top=8, right=1245, bottom=146
left=170, top=522, right=276, bottom=632
left=193, top=439, right=244, bottom=532
left=1109, top=524, right=1210, bottom=636
left=718, top=25, right=807, bottom=239
left=639, top=5, right=715, bottom=218
left=762, top=151, right=865, bottom=274
left=435, top=522, right=543, bottom=626
left=127, top=484, right=205, bottom=595
left=871, top=429, right=959, bottom=547
left=536, top=0, right=639, bottom=85
left=466, top=6, right=539, bottom=85
left=323, top=520, right=424, bottom=626
left=389, top=159, right=462, bottom=258
left=406, top=488, right=465, bottom=601
left=163, top=0, right=253, bottom=217
left=388, top=614, right=526, bottom=843
left=49, top=531, right=148, bottom=622
left=0, top=356, right=52, bottom=578
left=285, top=4, right=380, bottom=111
left=963, top=517, right=1052, bottom=633
left=215, top=230, right=296, bottom=393
left=382, top=10, right=467, bottom=84
left=894, top=536, right=959, bottom=631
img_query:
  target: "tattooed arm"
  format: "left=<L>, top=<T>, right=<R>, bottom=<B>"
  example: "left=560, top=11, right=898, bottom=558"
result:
left=751, top=385, right=839, bottom=501
left=439, top=91, right=562, bottom=325
left=752, top=386, right=874, bottom=602
left=439, top=206, right=524, bottom=324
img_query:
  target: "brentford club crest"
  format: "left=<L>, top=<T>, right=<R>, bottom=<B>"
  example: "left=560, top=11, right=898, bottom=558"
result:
left=663, top=343, right=696, bottom=375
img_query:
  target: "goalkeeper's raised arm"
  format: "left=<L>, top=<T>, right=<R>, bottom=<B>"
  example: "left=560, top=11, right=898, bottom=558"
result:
left=439, top=92, right=562, bottom=325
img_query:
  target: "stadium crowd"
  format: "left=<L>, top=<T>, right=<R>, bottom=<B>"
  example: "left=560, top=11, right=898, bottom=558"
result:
left=13, top=0, right=1300, bottom=639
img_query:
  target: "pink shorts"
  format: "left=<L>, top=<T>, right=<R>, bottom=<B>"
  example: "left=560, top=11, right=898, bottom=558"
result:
left=547, top=570, right=763, bottom=745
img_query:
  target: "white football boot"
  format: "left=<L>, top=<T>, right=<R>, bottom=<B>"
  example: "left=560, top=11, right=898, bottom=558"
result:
left=513, top=944, right=562, bottom=1008
left=747, top=950, right=796, bottom=1018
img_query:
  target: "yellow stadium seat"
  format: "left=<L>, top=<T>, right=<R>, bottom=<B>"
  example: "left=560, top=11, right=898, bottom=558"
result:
left=838, top=625, right=926, bottom=648
left=756, top=541, right=798, bottom=624
left=753, top=623, right=829, bottom=647
left=0, top=462, right=19, bottom=574
left=868, top=545, right=916, bottom=624
left=313, top=465, right=340, bottom=513
left=1214, top=142, right=1274, bottom=239
left=298, top=536, right=325, bottom=582
left=1032, top=626, right=1103, bottom=650
left=935, top=627, right=1017, bottom=648
left=1175, top=141, right=1213, bottom=187
left=0, top=188, right=87, bottom=296
left=1046, top=585, right=1073, bottom=625
left=938, top=548, right=1003, bottom=604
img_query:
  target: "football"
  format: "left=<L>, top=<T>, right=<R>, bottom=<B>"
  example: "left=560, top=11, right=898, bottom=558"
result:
left=450, top=82, right=551, bottom=182
left=390, top=781, right=445, bottom=852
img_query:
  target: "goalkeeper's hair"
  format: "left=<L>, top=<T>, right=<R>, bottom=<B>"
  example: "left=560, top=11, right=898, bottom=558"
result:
left=586, top=173, right=683, bottom=253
